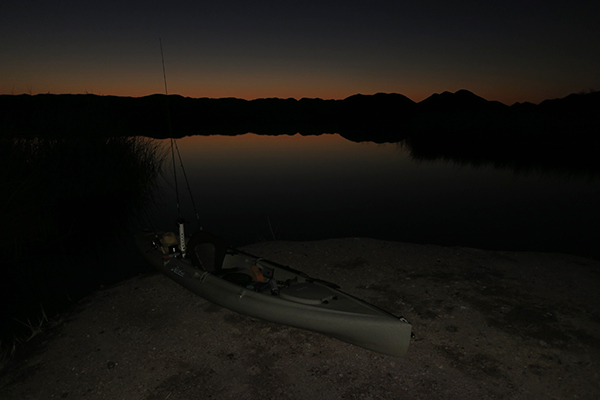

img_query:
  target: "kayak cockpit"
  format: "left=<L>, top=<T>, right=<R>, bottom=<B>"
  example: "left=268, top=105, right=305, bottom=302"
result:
left=152, top=230, right=387, bottom=313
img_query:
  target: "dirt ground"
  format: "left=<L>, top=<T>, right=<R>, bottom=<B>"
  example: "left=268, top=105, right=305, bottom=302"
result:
left=1, top=238, right=599, bottom=399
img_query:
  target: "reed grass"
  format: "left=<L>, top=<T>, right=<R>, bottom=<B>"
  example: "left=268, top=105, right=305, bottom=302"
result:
left=0, top=341, right=17, bottom=374
left=0, top=306, right=62, bottom=374
left=0, top=134, right=167, bottom=353
left=1, top=135, right=166, bottom=259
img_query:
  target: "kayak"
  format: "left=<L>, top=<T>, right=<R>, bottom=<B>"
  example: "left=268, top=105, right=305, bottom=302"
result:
left=135, top=229, right=412, bottom=357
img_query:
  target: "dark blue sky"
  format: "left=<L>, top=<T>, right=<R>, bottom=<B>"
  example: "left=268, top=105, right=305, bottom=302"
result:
left=2, top=0, right=599, bottom=104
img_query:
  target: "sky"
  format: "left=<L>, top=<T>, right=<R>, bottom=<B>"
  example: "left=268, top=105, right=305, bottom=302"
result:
left=2, top=0, right=599, bottom=105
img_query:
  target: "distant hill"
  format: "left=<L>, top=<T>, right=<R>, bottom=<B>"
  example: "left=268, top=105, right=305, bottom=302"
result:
left=418, top=89, right=506, bottom=112
left=0, top=90, right=598, bottom=142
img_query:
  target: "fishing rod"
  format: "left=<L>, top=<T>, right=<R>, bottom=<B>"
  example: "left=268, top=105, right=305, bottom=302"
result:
left=159, top=38, right=202, bottom=257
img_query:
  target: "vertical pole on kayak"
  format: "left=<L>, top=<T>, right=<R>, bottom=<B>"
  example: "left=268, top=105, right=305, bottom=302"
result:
left=178, top=218, right=186, bottom=257
left=161, top=38, right=187, bottom=258
left=160, top=38, right=200, bottom=254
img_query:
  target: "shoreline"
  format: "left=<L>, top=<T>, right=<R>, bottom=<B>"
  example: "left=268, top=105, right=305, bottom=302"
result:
left=1, top=238, right=599, bottom=399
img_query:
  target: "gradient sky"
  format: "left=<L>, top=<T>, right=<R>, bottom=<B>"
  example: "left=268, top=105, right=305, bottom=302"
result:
left=2, top=0, right=599, bottom=105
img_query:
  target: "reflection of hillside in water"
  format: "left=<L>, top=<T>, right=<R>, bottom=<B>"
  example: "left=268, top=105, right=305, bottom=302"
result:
left=399, top=133, right=600, bottom=182
left=0, top=136, right=166, bottom=342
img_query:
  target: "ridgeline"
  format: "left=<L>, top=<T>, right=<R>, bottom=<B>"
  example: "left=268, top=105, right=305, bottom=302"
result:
left=1, top=90, right=599, bottom=172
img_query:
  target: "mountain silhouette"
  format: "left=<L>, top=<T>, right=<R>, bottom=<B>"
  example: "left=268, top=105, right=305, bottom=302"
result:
left=0, top=90, right=598, bottom=141
left=418, top=89, right=506, bottom=112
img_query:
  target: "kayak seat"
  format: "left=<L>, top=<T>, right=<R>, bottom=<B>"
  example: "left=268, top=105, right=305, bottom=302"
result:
left=186, top=231, right=228, bottom=272
left=221, top=272, right=253, bottom=286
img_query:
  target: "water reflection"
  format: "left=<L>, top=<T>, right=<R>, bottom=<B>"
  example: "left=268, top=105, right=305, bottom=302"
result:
left=402, top=130, right=600, bottom=182
left=158, top=133, right=600, bottom=262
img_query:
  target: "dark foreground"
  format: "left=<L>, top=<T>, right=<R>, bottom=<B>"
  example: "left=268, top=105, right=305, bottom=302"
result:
left=1, top=238, right=599, bottom=399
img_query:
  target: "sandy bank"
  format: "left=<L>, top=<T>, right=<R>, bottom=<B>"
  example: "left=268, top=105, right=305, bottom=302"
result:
left=1, top=238, right=599, bottom=399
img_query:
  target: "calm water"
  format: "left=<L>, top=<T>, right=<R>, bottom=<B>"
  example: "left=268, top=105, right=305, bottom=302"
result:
left=145, top=133, right=600, bottom=260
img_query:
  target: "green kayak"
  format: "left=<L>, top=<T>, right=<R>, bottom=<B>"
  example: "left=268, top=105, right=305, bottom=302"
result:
left=135, top=229, right=412, bottom=357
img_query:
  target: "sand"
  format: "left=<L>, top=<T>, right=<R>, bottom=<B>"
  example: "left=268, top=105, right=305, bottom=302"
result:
left=1, top=238, right=599, bottom=399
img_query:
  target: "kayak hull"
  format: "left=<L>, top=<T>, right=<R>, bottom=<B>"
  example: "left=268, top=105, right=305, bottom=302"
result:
left=135, top=230, right=412, bottom=357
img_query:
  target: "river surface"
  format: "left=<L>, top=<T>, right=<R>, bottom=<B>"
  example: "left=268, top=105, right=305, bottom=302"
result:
left=144, top=133, right=600, bottom=260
